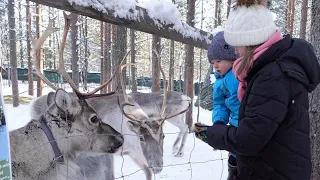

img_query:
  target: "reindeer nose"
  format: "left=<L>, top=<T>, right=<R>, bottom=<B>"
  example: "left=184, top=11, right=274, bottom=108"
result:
left=115, top=134, right=124, bottom=148
left=150, top=166, right=163, bottom=174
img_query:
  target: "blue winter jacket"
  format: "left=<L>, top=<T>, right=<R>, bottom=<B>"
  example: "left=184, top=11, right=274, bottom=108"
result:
left=212, top=69, right=240, bottom=127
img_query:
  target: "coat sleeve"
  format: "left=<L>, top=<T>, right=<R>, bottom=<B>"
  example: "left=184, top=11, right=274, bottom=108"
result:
left=212, top=80, right=230, bottom=124
left=206, top=74, right=290, bottom=156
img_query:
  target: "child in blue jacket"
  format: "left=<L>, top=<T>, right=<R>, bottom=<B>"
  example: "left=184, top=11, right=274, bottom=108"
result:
left=194, top=31, right=240, bottom=180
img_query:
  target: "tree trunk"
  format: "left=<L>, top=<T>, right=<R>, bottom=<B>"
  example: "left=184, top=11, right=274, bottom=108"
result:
left=285, top=0, right=289, bottom=34
left=184, top=0, right=196, bottom=129
left=26, top=0, right=33, bottom=96
left=103, top=23, right=111, bottom=93
left=217, top=0, right=222, bottom=26
left=53, top=8, right=56, bottom=70
left=130, top=29, right=137, bottom=92
left=171, top=0, right=177, bottom=91
left=310, top=2, right=320, bottom=180
left=83, top=16, right=88, bottom=91
left=151, top=35, right=161, bottom=92
left=47, top=7, right=53, bottom=70
left=290, top=0, right=295, bottom=35
left=70, top=13, right=79, bottom=88
left=8, top=0, right=19, bottom=107
left=214, top=0, right=219, bottom=28
left=18, top=0, right=24, bottom=68
left=168, top=40, right=175, bottom=91
left=114, top=26, right=127, bottom=93
left=100, top=21, right=104, bottom=87
left=36, top=3, right=43, bottom=97
left=111, top=25, right=117, bottom=91
left=286, top=0, right=294, bottom=35
left=227, top=0, right=232, bottom=17
left=214, top=0, right=222, bottom=27
left=300, top=0, right=308, bottom=39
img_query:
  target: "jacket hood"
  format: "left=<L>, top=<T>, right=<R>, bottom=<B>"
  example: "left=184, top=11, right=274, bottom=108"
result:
left=249, top=35, right=320, bottom=93
left=279, top=37, right=320, bottom=92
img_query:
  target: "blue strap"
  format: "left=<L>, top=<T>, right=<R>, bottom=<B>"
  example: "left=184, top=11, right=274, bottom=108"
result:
left=40, top=122, right=64, bottom=163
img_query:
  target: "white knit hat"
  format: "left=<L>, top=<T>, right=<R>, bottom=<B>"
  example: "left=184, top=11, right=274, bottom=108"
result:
left=224, top=4, right=277, bottom=46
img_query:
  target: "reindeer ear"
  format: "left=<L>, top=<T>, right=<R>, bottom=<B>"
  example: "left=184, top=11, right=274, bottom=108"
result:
left=54, top=89, right=81, bottom=116
left=46, top=92, right=55, bottom=106
left=126, top=121, right=141, bottom=133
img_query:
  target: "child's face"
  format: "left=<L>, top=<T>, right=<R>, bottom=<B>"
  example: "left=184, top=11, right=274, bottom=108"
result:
left=235, top=46, right=246, bottom=57
left=211, top=59, right=233, bottom=76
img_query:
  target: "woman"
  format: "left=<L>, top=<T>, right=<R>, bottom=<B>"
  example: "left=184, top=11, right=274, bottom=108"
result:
left=194, top=0, right=320, bottom=179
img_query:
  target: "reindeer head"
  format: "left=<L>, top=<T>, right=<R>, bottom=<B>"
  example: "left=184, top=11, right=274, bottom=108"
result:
left=127, top=119, right=165, bottom=173
left=118, top=47, right=190, bottom=173
left=44, top=90, right=123, bottom=154
left=119, top=97, right=190, bottom=173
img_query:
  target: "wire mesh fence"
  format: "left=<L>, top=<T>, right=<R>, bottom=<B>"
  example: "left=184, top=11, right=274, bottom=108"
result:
left=3, top=83, right=228, bottom=180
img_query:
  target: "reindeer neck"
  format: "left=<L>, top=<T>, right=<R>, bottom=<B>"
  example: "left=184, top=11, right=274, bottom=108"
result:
left=10, top=118, right=76, bottom=179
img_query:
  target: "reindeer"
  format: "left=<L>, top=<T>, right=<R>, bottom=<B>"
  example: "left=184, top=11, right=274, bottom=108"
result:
left=10, top=14, right=124, bottom=180
left=127, top=48, right=192, bottom=157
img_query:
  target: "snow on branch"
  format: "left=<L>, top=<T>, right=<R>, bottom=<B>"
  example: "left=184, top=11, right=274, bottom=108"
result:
left=30, top=0, right=212, bottom=49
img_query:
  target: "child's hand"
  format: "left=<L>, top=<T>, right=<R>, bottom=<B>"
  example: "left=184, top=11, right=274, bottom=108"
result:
left=193, top=122, right=209, bottom=132
left=192, top=123, right=210, bottom=143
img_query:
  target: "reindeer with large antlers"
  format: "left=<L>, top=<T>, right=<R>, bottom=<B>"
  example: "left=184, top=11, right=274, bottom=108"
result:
left=128, top=48, right=192, bottom=157
left=10, top=13, right=124, bottom=180
left=29, top=14, right=191, bottom=180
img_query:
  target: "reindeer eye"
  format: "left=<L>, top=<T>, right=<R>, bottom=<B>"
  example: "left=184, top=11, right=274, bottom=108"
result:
left=162, top=134, right=165, bottom=139
left=139, top=135, right=145, bottom=142
left=90, top=115, right=100, bottom=124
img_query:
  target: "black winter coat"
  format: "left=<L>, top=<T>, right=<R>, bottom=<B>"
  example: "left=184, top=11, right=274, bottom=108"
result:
left=206, top=35, right=320, bottom=180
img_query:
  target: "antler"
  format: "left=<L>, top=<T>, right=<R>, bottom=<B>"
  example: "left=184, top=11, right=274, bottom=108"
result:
left=118, top=96, right=161, bottom=141
left=163, top=102, right=191, bottom=120
left=56, top=12, right=79, bottom=94
left=120, top=62, right=134, bottom=102
left=31, top=18, right=59, bottom=90
left=118, top=97, right=139, bottom=121
left=152, top=47, right=167, bottom=119
left=153, top=47, right=191, bottom=128
left=30, top=12, right=117, bottom=99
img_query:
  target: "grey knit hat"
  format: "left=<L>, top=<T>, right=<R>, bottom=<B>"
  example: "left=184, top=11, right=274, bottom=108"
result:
left=207, top=31, right=238, bottom=63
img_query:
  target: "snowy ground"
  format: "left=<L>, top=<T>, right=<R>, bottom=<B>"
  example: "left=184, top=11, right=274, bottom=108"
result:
left=3, top=81, right=228, bottom=180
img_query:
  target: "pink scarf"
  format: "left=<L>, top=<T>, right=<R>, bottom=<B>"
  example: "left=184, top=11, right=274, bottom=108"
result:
left=233, top=30, right=283, bottom=101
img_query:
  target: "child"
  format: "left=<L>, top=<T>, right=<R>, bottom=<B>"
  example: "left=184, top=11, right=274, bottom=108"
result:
left=194, top=31, right=240, bottom=180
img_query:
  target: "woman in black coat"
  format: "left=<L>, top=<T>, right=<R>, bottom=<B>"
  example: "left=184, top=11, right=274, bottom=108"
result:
left=194, top=1, right=320, bottom=179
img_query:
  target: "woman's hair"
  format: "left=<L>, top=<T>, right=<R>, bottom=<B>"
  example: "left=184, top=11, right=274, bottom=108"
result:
left=236, top=45, right=260, bottom=75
